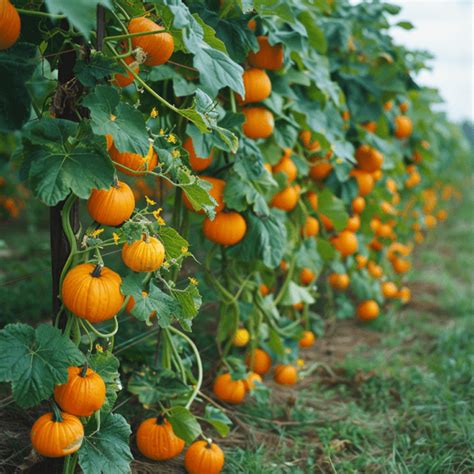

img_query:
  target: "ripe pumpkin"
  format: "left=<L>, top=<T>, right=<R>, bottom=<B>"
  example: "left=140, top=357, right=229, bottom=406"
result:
left=355, top=145, right=384, bottom=172
left=350, top=169, right=374, bottom=196
left=260, top=283, right=270, bottom=296
left=301, top=216, right=319, bottom=238
left=300, top=130, right=320, bottom=152
left=184, top=440, right=225, bottom=474
left=394, top=115, right=413, bottom=139
left=31, top=411, right=84, bottom=458
left=0, top=0, right=20, bottom=50
left=233, top=328, right=250, bottom=347
left=183, top=136, right=213, bottom=172
left=248, top=36, right=283, bottom=70
left=352, top=196, right=366, bottom=214
left=367, top=261, right=383, bottom=279
left=362, top=121, right=377, bottom=133
left=342, top=110, right=350, bottom=121
left=299, top=330, right=315, bottom=348
left=62, top=263, right=124, bottom=323
left=273, top=156, right=297, bottom=182
left=274, top=365, right=298, bottom=385
left=112, top=55, right=139, bottom=87
left=376, top=223, right=392, bottom=238
left=300, top=267, right=315, bottom=285
left=213, top=373, right=246, bottom=404
left=183, top=176, right=225, bottom=214
left=307, top=191, right=318, bottom=211
left=110, top=143, right=158, bottom=176
left=242, top=107, right=274, bottom=139
left=105, top=134, right=113, bottom=151
left=203, top=212, right=247, bottom=246
left=356, top=254, right=368, bottom=269
left=384, top=100, right=393, bottom=111
left=240, top=68, right=272, bottom=103
left=246, top=348, right=271, bottom=375
left=425, top=214, right=437, bottom=229
left=309, top=160, right=332, bottom=180
left=128, top=17, right=174, bottom=66
left=437, top=209, right=447, bottom=221
left=54, top=366, right=106, bottom=417
left=399, top=102, right=409, bottom=113
left=332, top=231, right=358, bottom=257
left=87, top=180, right=135, bottom=226
left=293, top=302, right=304, bottom=311
left=244, top=372, right=262, bottom=391
left=345, top=214, right=360, bottom=232
left=328, top=273, right=350, bottom=290
left=136, top=416, right=185, bottom=461
left=398, top=286, right=411, bottom=304
left=271, top=185, right=300, bottom=211
left=357, top=300, right=380, bottom=321
left=122, top=235, right=165, bottom=272
left=381, top=281, right=398, bottom=298
left=391, top=256, right=411, bottom=273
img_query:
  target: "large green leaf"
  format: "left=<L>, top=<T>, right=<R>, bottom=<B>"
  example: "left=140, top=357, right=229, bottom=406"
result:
left=78, top=412, right=132, bottom=474
left=74, top=53, right=122, bottom=88
left=318, top=188, right=349, bottom=232
left=158, top=227, right=190, bottom=260
left=0, top=324, right=83, bottom=408
left=88, top=352, right=121, bottom=414
left=167, top=406, right=202, bottom=444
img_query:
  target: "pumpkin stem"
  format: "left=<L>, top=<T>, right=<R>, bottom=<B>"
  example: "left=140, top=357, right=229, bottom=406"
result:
left=91, top=264, right=103, bottom=278
left=51, top=401, right=63, bottom=423
left=143, top=232, right=150, bottom=243
left=80, top=362, right=88, bottom=377
left=112, top=176, right=120, bottom=189
left=156, top=414, right=165, bottom=425
left=205, top=438, right=213, bottom=449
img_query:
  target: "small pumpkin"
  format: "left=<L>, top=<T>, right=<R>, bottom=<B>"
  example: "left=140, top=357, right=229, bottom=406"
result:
left=391, top=256, right=411, bottom=273
left=299, top=330, right=315, bottom=348
left=331, top=231, right=358, bottom=257
left=272, top=156, right=297, bottom=183
left=245, top=348, right=272, bottom=375
left=232, top=328, right=250, bottom=347
left=300, top=267, right=315, bottom=285
left=136, top=416, right=185, bottom=461
left=301, top=216, right=319, bottom=238
left=357, top=300, right=380, bottom=321
left=110, top=143, right=158, bottom=176
left=31, top=410, right=84, bottom=458
left=381, top=281, right=398, bottom=298
left=122, top=235, right=165, bottom=272
left=128, top=17, right=174, bottom=66
left=367, top=261, right=383, bottom=279
left=270, top=185, right=300, bottom=211
left=345, top=214, right=361, bottom=232
left=203, top=212, right=247, bottom=246
left=352, top=196, right=366, bottom=214
left=362, top=121, right=377, bottom=133
left=112, top=55, right=139, bottom=88
left=350, top=169, right=374, bottom=196
left=61, top=263, right=124, bottom=323
left=260, top=283, right=270, bottom=296
left=183, top=136, right=213, bottom=171
left=244, top=372, right=262, bottom=391
left=300, top=130, right=320, bottom=152
left=307, top=191, right=318, bottom=211
left=309, top=159, right=332, bottom=180
left=0, top=0, right=20, bottom=50
left=328, top=273, right=350, bottom=290
left=356, top=254, right=368, bottom=269
left=184, top=439, right=225, bottom=474
left=183, top=176, right=225, bottom=214
left=54, top=366, right=106, bottom=417
left=213, top=373, right=246, bottom=404
left=274, top=364, right=298, bottom=385
left=248, top=36, right=283, bottom=70
left=242, top=107, right=274, bottom=139
left=397, top=286, right=411, bottom=304
left=240, top=68, right=272, bottom=104
left=355, top=145, right=384, bottom=172
left=87, top=180, right=135, bottom=226
left=394, top=115, right=413, bottom=139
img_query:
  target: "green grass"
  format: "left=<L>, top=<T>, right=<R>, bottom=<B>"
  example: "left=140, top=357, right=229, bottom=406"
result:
left=223, top=189, right=474, bottom=473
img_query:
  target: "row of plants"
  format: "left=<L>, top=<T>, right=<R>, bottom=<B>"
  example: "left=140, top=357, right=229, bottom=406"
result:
left=0, top=0, right=469, bottom=473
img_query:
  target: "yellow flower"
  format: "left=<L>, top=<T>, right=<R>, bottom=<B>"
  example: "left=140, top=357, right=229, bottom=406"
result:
left=166, top=133, right=177, bottom=144
left=95, top=344, right=104, bottom=353
left=159, top=128, right=165, bottom=136
left=163, top=261, right=170, bottom=269
left=336, top=157, right=343, bottom=164
left=297, top=358, right=305, bottom=367
left=91, top=228, right=104, bottom=238
left=110, top=114, right=117, bottom=122
left=112, top=232, right=120, bottom=245
left=181, top=246, right=189, bottom=254
left=150, top=107, right=158, bottom=118
left=189, top=277, right=198, bottom=286
left=157, top=216, right=165, bottom=226
left=145, top=195, right=156, bottom=206
left=171, top=149, right=180, bottom=158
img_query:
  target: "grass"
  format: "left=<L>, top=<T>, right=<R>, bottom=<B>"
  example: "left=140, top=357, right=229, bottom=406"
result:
left=223, top=189, right=474, bottom=473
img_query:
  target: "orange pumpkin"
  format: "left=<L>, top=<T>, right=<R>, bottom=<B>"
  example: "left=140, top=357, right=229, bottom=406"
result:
left=0, top=0, right=20, bottom=50
left=245, top=348, right=271, bottom=375
left=61, top=263, right=124, bottom=323
left=357, top=300, right=380, bottom=321
left=136, top=416, right=185, bottom=461
left=128, top=17, right=174, bottom=66
left=350, top=169, right=374, bottom=196
left=31, top=411, right=84, bottom=458
left=184, top=440, right=225, bottom=474
left=367, top=261, right=383, bottom=279
left=299, top=330, right=315, bottom=348
left=183, top=176, right=225, bottom=214
left=242, top=107, right=274, bottom=139
left=244, top=372, right=262, bottom=391
left=381, top=281, right=398, bottom=298
left=270, top=185, right=299, bottom=211
left=328, top=273, right=350, bottom=290
left=307, top=191, right=318, bottom=211
left=355, top=145, right=384, bottom=172
left=122, top=235, right=165, bottom=272
left=300, top=267, right=315, bottom=285
left=394, top=115, right=413, bottom=139
left=397, top=286, right=411, bottom=304
left=301, top=216, right=319, bottom=238
left=87, top=181, right=135, bottom=226
left=300, top=130, right=320, bottom=152
left=391, top=256, right=411, bottom=273
left=352, top=196, right=366, bottom=214
left=260, top=283, right=270, bottom=296
left=309, top=160, right=332, bottom=180
left=183, top=136, right=214, bottom=172
left=384, top=100, right=393, bottom=111
left=54, top=366, right=106, bottom=417
left=356, top=254, right=368, bottom=268
left=362, top=121, right=377, bottom=133
left=240, top=68, right=272, bottom=103
left=248, top=36, right=283, bottom=70
left=345, top=214, right=360, bottom=232
left=203, top=212, right=247, bottom=246
left=112, top=55, right=139, bottom=87
left=232, top=328, right=250, bottom=347
left=213, top=373, right=246, bottom=404
left=110, top=143, right=158, bottom=176
left=274, top=365, right=298, bottom=385
left=272, top=156, right=297, bottom=182
left=332, top=231, right=358, bottom=257
left=399, top=102, right=409, bottom=113
left=105, top=134, right=114, bottom=151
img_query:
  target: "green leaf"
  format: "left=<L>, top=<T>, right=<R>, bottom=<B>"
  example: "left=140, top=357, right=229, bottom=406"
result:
left=0, top=323, right=83, bottom=408
left=268, top=328, right=285, bottom=357
left=180, top=173, right=217, bottom=218
left=396, top=21, right=414, bottom=30
left=128, top=367, right=191, bottom=406
left=167, top=406, right=202, bottom=444
left=172, top=284, right=202, bottom=322
left=203, top=405, right=232, bottom=437
left=281, top=281, right=315, bottom=306
left=82, top=85, right=150, bottom=155
left=74, top=53, right=122, bottom=87
left=88, top=352, right=121, bottom=414
left=318, top=188, right=348, bottom=231
left=23, top=118, right=115, bottom=206
left=317, top=238, right=336, bottom=262
left=45, top=0, right=112, bottom=40
left=78, top=412, right=132, bottom=474
left=158, top=227, right=189, bottom=260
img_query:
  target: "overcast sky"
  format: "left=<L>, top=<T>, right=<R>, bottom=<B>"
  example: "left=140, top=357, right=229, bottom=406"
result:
left=389, top=0, right=473, bottom=122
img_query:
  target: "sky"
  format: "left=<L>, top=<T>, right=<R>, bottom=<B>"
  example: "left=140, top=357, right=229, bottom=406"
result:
left=389, top=0, right=473, bottom=122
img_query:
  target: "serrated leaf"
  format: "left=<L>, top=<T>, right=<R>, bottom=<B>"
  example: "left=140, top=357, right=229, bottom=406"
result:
left=74, top=53, right=122, bottom=87
left=88, top=352, right=121, bottom=414
left=0, top=324, right=83, bottom=408
left=281, top=281, right=315, bottom=306
left=167, top=406, right=202, bottom=443
left=78, top=412, right=132, bottom=474
left=159, top=227, right=189, bottom=260
left=203, top=405, right=232, bottom=437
